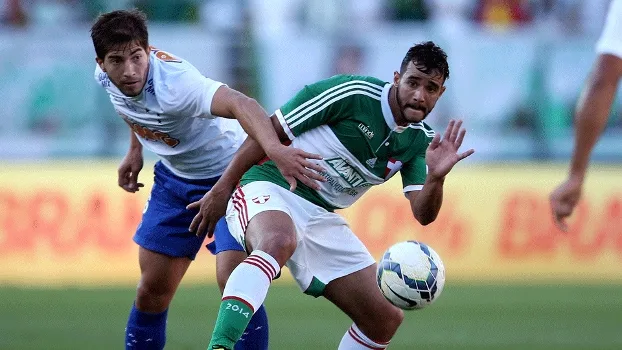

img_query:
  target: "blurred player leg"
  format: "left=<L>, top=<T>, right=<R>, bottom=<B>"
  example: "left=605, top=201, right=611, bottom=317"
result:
left=323, top=265, right=404, bottom=349
left=216, top=250, right=269, bottom=350
left=126, top=247, right=191, bottom=349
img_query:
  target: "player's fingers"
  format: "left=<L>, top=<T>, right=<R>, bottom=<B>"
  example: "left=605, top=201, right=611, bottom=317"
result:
left=207, top=221, right=217, bottom=238
left=186, top=200, right=201, bottom=210
left=454, top=128, right=466, bottom=147
left=443, top=119, right=455, bottom=141
left=196, top=219, right=209, bottom=237
left=428, top=134, right=441, bottom=150
left=188, top=212, right=202, bottom=232
left=286, top=176, right=297, bottom=192
left=118, top=169, right=129, bottom=187
left=449, top=120, right=463, bottom=142
left=302, top=169, right=326, bottom=183
left=298, top=150, right=323, bottom=160
left=297, top=173, right=321, bottom=190
left=553, top=213, right=568, bottom=232
left=300, top=160, right=326, bottom=174
left=458, top=149, right=475, bottom=161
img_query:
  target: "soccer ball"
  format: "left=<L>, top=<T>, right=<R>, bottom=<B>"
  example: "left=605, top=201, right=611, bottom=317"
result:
left=376, top=240, right=445, bottom=310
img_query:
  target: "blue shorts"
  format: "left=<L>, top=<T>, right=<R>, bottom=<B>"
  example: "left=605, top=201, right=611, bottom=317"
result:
left=134, top=161, right=244, bottom=260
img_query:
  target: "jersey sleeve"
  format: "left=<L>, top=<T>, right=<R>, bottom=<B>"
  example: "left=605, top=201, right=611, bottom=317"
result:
left=400, top=154, right=428, bottom=193
left=596, top=0, right=622, bottom=58
left=163, top=73, right=225, bottom=118
left=400, top=127, right=435, bottom=193
left=156, top=59, right=225, bottom=118
left=274, top=76, right=374, bottom=140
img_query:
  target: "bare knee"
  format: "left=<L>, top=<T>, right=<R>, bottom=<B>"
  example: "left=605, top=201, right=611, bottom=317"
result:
left=135, top=278, right=177, bottom=313
left=358, top=305, right=404, bottom=342
left=246, top=211, right=297, bottom=266
left=255, top=233, right=297, bottom=266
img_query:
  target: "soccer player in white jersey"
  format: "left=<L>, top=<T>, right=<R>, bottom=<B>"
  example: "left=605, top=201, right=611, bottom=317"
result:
left=90, top=9, right=324, bottom=350
left=550, top=0, right=622, bottom=231
left=191, top=41, right=474, bottom=349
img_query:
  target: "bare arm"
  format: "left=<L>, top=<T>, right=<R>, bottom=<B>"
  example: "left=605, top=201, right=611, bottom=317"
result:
left=550, top=54, right=622, bottom=231
left=128, top=128, right=143, bottom=153
left=210, top=86, right=324, bottom=190
left=117, top=128, right=144, bottom=193
left=568, top=54, right=622, bottom=179
left=405, top=120, right=473, bottom=226
left=187, top=116, right=325, bottom=236
left=210, top=86, right=283, bottom=157
left=406, top=178, right=444, bottom=226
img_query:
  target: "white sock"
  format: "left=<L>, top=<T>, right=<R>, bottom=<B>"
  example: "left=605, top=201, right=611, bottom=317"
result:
left=338, top=323, right=390, bottom=349
left=222, top=250, right=281, bottom=311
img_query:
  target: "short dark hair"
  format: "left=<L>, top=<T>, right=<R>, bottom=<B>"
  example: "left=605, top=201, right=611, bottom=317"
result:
left=400, top=41, right=449, bottom=80
left=90, top=9, right=149, bottom=60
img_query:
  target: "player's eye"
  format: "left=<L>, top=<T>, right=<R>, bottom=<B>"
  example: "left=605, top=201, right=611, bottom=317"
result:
left=132, top=54, right=141, bottom=61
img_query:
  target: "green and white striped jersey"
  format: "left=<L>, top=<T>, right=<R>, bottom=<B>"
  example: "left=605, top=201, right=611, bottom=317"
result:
left=240, top=75, right=435, bottom=211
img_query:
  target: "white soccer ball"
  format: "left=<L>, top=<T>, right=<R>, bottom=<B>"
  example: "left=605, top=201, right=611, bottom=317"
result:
left=376, top=241, right=446, bottom=310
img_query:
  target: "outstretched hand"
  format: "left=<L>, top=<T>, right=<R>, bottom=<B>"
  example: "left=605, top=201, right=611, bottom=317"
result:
left=549, top=176, right=583, bottom=232
left=267, top=144, right=326, bottom=191
left=425, top=120, right=474, bottom=180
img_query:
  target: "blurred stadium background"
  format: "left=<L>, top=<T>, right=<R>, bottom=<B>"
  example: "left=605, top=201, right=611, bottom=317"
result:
left=1, top=0, right=621, bottom=349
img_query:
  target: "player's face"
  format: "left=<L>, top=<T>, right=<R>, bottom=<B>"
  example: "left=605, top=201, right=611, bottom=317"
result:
left=96, top=42, right=149, bottom=97
left=393, top=61, right=445, bottom=124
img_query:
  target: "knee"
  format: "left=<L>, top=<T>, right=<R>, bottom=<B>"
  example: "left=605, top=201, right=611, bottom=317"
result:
left=384, top=306, right=404, bottom=336
left=135, top=279, right=176, bottom=311
left=258, top=233, right=297, bottom=266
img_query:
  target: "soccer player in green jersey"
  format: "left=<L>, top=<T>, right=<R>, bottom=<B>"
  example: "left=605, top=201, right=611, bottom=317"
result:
left=189, top=41, right=474, bottom=349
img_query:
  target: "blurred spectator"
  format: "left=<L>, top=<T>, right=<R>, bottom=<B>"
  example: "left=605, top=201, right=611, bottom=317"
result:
left=531, top=0, right=610, bottom=36
left=473, top=0, right=533, bottom=30
left=1, top=0, right=28, bottom=27
left=388, top=0, right=431, bottom=22
left=331, top=41, right=365, bottom=75
left=132, top=0, right=200, bottom=22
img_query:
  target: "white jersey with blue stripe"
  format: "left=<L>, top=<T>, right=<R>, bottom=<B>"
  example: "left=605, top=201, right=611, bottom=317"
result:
left=94, top=47, right=245, bottom=179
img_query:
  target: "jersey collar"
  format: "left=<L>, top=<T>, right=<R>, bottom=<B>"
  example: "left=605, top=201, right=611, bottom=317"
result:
left=380, top=83, right=409, bottom=133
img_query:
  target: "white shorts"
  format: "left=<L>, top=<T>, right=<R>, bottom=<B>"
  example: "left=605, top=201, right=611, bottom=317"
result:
left=225, top=181, right=375, bottom=296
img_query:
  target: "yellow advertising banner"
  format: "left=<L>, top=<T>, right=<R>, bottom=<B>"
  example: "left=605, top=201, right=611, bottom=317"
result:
left=0, top=161, right=620, bottom=286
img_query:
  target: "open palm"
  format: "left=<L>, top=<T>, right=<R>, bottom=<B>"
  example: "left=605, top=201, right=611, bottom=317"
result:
left=426, top=120, right=474, bottom=179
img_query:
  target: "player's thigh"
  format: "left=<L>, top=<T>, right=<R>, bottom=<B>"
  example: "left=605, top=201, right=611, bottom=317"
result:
left=138, top=246, right=192, bottom=295
left=245, top=210, right=297, bottom=266
left=215, top=250, right=248, bottom=293
left=227, top=183, right=299, bottom=266
left=323, top=264, right=403, bottom=341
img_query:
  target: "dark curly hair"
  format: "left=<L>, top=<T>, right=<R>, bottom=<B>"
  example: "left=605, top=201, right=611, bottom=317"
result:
left=90, top=9, right=149, bottom=60
left=400, top=41, right=449, bottom=80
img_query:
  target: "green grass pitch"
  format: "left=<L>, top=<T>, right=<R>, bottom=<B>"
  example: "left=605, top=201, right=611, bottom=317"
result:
left=1, top=283, right=621, bottom=349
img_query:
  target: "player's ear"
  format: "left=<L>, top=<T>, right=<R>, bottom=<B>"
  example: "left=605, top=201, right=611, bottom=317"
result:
left=439, top=85, right=446, bottom=97
left=393, top=71, right=400, bottom=87
left=96, top=57, right=105, bottom=72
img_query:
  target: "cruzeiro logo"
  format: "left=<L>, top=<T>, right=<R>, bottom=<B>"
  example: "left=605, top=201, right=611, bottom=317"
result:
left=324, top=158, right=370, bottom=188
